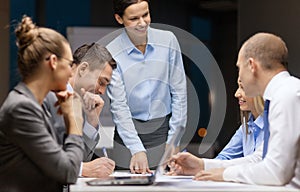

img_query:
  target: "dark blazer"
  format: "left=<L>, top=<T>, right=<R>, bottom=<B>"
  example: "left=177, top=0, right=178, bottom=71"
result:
left=0, top=82, right=84, bottom=192
left=44, top=89, right=100, bottom=162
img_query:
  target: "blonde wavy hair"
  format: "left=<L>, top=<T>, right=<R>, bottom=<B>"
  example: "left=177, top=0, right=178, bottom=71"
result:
left=241, top=96, right=264, bottom=137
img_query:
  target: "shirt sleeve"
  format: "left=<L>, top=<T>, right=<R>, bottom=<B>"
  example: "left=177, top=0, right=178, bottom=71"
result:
left=167, top=33, right=187, bottom=145
left=215, top=125, right=244, bottom=160
left=82, top=121, right=100, bottom=161
left=204, top=143, right=262, bottom=170
left=83, top=121, right=99, bottom=141
left=107, top=69, right=146, bottom=155
left=78, top=162, right=83, bottom=177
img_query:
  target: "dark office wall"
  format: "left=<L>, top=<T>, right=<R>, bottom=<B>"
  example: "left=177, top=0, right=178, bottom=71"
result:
left=150, top=0, right=189, bottom=30
left=9, top=0, right=36, bottom=90
left=239, top=0, right=300, bottom=77
left=90, top=0, right=189, bottom=30
left=210, top=11, right=239, bottom=153
left=9, top=0, right=91, bottom=89
left=44, top=0, right=91, bottom=36
left=90, top=0, right=115, bottom=27
left=0, top=0, right=9, bottom=105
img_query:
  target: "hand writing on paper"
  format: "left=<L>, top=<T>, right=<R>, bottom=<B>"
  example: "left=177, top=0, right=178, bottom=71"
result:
left=130, top=151, right=152, bottom=174
left=194, top=168, right=225, bottom=181
left=82, top=157, right=115, bottom=178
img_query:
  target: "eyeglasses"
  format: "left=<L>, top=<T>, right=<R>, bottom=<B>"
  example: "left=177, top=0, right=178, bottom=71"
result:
left=45, top=54, right=75, bottom=67
left=59, top=57, right=75, bottom=67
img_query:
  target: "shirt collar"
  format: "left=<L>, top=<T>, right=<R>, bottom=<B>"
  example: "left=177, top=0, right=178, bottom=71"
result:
left=248, top=113, right=264, bottom=130
left=254, top=114, right=264, bottom=130
left=263, top=71, right=290, bottom=101
left=121, top=27, right=154, bottom=55
left=67, top=83, right=74, bottom=92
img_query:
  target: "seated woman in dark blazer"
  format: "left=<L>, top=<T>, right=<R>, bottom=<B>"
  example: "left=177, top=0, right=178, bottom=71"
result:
left=0, top=15, right=84, bottom=192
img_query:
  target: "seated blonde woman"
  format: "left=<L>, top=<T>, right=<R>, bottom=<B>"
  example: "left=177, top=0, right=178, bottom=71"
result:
left=168, top=78, right=264, bottom=175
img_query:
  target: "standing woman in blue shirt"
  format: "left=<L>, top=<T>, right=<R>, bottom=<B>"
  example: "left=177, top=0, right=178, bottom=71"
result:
left=215, top=78, right=264, bottom=160
left=106, top=0, right=187, bottom=174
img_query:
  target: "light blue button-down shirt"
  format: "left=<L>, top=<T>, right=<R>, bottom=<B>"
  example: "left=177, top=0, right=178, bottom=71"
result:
left=215, top=114, right=264, bottom=160
left=106, top=27, right=187, bottom=155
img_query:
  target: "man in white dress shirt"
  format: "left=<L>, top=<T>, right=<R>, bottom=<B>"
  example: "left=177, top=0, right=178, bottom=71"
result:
left=168, top=33, right=300, bottom=189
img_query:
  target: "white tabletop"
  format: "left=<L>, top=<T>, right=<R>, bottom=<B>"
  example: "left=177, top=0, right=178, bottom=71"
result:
left=70, top=177, right=298, bottom=192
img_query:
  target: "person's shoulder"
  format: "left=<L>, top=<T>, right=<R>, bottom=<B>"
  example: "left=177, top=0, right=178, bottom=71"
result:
left=106, top=29, right=126, bottom=49
left=148, top=27, right=178, bottom=48
left=2, top=89, right=41, bottom=118
left=106, top=32, right=124, bottom=54
left=273, top=75, right=300, bottom=103
left=149, top=27, right=176, bottom=40
left=286, top=76, right=300, bottom=94
left=107, top=34, right=122, bottom=46
left=289, top=75, right=300, bottom=83
left=150, top=27, right=174, bottom=35
left=281, top=75, right=300, bottom=90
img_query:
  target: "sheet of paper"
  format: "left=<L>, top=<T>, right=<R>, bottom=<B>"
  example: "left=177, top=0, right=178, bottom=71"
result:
left=110, top=171, right=153, bottom=177
left=155, top=175, right=194, bottom=182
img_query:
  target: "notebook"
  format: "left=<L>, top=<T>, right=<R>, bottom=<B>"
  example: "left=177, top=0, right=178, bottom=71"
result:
left=86, top=126, right=184, bottom=186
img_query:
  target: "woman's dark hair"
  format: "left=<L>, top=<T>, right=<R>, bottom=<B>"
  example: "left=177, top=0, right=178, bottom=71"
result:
left=113, top=0, right=150, bottom=17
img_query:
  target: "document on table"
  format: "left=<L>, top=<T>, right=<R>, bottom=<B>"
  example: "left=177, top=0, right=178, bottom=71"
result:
left=155, top=174, right=194, bottom=182
left=110, top=171, right=153, bottom=177
left=110, top=171, right=193, bottom=182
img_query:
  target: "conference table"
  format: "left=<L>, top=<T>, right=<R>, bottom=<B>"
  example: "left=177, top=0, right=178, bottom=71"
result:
left=70, top=175, right=298, bottom=192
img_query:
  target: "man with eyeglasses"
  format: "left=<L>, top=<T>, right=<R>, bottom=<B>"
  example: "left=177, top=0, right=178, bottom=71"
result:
left=44, top=43, right=117, bottom=178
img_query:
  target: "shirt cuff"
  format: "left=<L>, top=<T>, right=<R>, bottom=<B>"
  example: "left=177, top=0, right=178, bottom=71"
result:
left=203, top=158, right=223, bottom=170
left=129, top=144, right=147, bottom=155
left=223, top=166, right=239, bottom=182
left=83, top=121, right=99, bottom=141
left=78, top=162, right=83, bottom=177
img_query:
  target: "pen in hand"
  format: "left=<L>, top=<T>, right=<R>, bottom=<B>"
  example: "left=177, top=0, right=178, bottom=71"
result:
left=102, top=147, right=108, bottom=158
